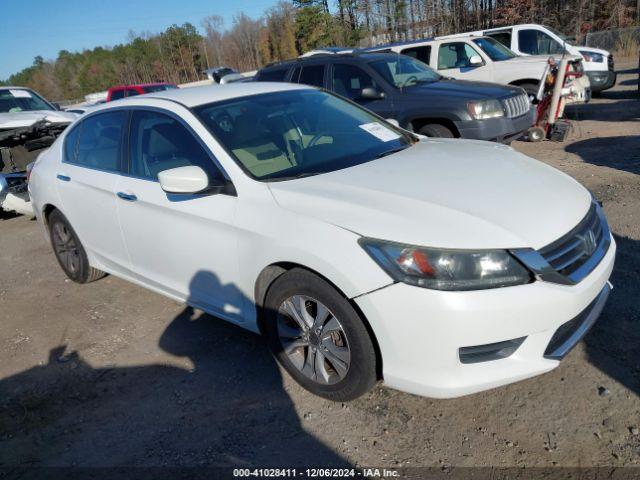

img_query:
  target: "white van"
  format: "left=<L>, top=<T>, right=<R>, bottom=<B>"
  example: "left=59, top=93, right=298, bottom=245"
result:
left=444, top=24, right=615, bottom=93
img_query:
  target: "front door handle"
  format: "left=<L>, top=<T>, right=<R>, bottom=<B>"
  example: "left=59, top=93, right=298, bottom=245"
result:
left=56, top=174, right=71, bottom=182
left=116, top=192, right=137, bottom=202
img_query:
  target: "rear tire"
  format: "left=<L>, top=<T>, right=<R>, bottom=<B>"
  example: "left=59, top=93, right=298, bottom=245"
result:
left=48, top=209, right=106, bottom=284
left=263, top=268, right=378, bottom=401
left=418, top=123, right=455, bottom=138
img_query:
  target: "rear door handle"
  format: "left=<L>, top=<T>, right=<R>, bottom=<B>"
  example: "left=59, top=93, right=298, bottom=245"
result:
left=116, top=192, right=137, bottom=202
left=56, top=174, right=71, bottom=182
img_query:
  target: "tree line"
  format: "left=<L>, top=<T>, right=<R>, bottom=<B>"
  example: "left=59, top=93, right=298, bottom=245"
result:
left=3, top=0, right=638, bottom=101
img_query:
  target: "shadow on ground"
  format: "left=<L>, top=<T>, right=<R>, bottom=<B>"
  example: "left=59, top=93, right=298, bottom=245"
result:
left=564, top=135, right=640, bottom=174
left=585, top=234, right=640, bottom=397
left=0, top=271, right=349, bottom=470
left=565, top=97, right=639, bottom=122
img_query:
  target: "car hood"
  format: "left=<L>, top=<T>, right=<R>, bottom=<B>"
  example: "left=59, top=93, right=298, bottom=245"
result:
left=0, top=110, right=78, bottom=130
left=408, top=79, right=521, bottom=99
left=268, top=139, right=591, bottom=250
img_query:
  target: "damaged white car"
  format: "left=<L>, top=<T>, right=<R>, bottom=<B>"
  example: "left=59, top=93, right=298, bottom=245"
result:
left=0, top=87, right=78, bottom=216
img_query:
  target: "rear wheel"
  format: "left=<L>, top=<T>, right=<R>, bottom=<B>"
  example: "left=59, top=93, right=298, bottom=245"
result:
left=48, top=209, right=105, bottom=283
left=418, top=123, right=455, bottom=138
left=264, top=269, right=378, bottom=401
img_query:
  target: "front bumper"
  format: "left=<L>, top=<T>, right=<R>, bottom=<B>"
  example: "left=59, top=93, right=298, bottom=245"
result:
left=355, top=235, right=615, bottom=398
left=455, top=108, right=535, bottom=143
left=586, top=70, right=616, bottom=92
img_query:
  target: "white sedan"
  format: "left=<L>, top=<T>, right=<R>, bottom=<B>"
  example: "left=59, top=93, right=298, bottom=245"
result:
left=28, top=83, right=615, bottom=401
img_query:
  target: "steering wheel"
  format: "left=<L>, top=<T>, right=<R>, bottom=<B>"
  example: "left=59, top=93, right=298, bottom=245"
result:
left=308, top=133, right=331, bottom=147
left=402, top=75, right=418, bottom=87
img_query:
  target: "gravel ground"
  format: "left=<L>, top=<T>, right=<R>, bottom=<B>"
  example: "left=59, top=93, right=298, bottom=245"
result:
left=0, top=61, right=639, bottom=474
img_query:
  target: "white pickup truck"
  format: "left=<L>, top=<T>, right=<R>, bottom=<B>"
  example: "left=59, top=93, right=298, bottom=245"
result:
left=446, top=24, right=616, bottom=93
left=365, top=36, right=589, bottom=104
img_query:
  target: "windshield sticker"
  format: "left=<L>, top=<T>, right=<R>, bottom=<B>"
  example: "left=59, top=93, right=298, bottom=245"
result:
left=359, top=122, right=401, bottom=142
left=9, top=89, right=32, bottom=98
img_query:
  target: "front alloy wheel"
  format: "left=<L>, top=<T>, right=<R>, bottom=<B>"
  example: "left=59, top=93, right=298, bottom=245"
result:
left=278, top=295, right=351, bottom=385
left=264, top=268, right=378, bottom=401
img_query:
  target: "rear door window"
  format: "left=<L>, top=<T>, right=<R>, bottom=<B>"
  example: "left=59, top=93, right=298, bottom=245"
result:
left=401, top=46, right=431, bottom=64
left=70, top=111, right=126, bottom=172
left=298, top=65, right=326, bottom=87
left=485, top=30, right=512, bottom=47
left=109, top=89, right=125, bottom=101
left=256, top=68, right=290, bottom=82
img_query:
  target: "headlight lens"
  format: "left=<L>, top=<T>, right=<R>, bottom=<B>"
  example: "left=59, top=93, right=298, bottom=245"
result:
left=360, top=239, right=532, bottom=291
left=580, top=51, right=604, bottom=63
left=467, top=99, right=504, bottom=119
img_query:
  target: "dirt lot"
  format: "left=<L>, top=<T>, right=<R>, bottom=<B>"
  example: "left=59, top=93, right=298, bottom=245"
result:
left=1, top=61, right=639, bottom=475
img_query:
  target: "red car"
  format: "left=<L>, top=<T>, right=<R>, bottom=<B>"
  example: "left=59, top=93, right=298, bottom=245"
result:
left=106, top=82, right=178, bottom=102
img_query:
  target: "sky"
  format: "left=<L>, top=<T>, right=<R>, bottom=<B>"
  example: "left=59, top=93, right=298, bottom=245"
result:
left=0, top=0, right=279, bottom=79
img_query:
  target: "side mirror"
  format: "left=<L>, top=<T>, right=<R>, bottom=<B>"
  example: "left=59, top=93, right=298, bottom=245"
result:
left=158, top=166, right=222, bottom=195
left=360, top=87, right=385, bottom=100
left=469, top=55, right=483, bottom=66
left=51, top=102, right=61, bottom=110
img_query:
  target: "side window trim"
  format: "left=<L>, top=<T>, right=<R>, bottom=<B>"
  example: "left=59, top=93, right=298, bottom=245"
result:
left=125, top=106, right=230, bottom=183
left=62, top=123, right=81, bottom=164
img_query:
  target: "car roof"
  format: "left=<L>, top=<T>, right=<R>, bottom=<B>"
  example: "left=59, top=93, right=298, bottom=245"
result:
left=262, top=51, right=404, bottom=69
left=96, top=82, right=313, bottom=109
left=108, top=82, right=175, bottom=90
left=361, top=37, right=435, bottom=51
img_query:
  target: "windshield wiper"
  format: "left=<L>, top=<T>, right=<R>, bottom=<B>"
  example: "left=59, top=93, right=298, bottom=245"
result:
left=374, top=145, right=409, bottom=159
left=264, top=171, right=324, bottom=182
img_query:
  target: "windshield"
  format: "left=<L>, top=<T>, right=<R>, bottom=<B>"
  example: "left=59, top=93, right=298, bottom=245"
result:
left=0, top=88, right=54, bottom=113
left=194, top=89, right=415, bottom=181
left=143, top=84, right=178, bottom=93
left=369, top=56, right=441, bottom=88
left=472, top=37, right=517, bottom=61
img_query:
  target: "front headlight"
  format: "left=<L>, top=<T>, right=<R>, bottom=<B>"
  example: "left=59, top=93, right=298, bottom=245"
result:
left=359, top=239, right=532, bottom=291
left=467, top=99, right=504, bottom=119
left=580, top=51, right=604, bottom=63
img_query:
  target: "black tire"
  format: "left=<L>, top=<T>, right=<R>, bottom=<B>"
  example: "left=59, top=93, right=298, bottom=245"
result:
left=263, top=268, right=378, bottom=401
left=418, top=123, right=455, bottom=138
left=48, top=209, right=106, bottom=284
left=519, top=82, right=539, bottom=104
left=527, top=126, right=546, bottom=142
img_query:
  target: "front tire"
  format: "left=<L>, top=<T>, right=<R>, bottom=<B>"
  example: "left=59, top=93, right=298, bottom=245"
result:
left=48, top=209, right=105, bottom=284
left=264, top=269, right=378, bottom=401
left=418, top=123, right=455, bottom=138
left=519, top=82, right=539, bottom=104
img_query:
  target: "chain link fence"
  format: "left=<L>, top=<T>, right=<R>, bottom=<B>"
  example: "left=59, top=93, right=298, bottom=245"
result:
left=585, top=27, right=639, bottom=92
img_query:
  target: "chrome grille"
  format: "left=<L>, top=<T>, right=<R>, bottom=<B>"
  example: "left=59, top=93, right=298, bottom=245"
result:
left=538, top=203, right=611, bottom=283
left=502, top=93, right=530, bottom=118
